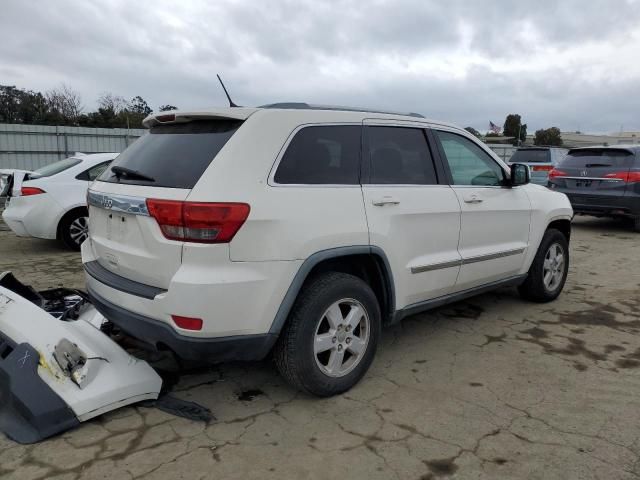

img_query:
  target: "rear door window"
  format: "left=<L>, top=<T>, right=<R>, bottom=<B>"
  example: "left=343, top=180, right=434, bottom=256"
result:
left=99, top=120, right=242, bottom=189
left=274, top=125, right=361, bottom=184
left=366, top=126, right=438, bottom=184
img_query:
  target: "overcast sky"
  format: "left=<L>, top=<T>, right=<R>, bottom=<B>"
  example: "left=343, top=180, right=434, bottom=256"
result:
left=2, top=0, right=640, bottom=133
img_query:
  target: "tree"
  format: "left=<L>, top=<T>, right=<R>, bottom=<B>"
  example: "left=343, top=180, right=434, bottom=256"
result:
left=46, top=84, right=83, bottom=124
left=128, top=96, right=152, bottom=116
left=503, top=114, right=527, bottom=146
left=0, top=85, right=51, bottom=124
left=159, top=104, right=178, bottom=111
left=97, top=92, right=127, bottom=114
left=464, top=127, right=482, bottom=139
left=534, top=127, right=563, bottom=146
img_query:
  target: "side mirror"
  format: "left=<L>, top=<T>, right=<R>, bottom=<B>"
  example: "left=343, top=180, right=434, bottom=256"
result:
left=510, top=163, right=530, bottom=187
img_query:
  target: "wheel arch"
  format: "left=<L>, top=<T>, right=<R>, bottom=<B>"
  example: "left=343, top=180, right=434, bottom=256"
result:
left=269, top=246, right=396, bottom=336
left=56, top=205, right=89, bottom=240
left=547, top=218, right=571, bottom=242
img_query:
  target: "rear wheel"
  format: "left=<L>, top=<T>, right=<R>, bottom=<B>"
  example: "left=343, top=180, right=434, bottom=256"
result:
left=274, top=272, right=381, bottom=397
left=518, top=229, right=569, bottom=302
left=60, top=210, right=89, bottom=250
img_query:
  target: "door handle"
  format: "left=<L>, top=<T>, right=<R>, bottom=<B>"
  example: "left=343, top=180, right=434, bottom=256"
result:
left=372, top=196, right=400, bottom=206
left=464, top=194, right=483, bottom=204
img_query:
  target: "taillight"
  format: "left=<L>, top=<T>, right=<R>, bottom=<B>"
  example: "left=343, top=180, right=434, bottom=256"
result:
left=548, top=169, right=568, bottom=179
left=20, top=186, right=46, bottom=196
left=604, top=171, right=640, bottom=183
left=171, top=315, right=203, bottom=331
left=146, top=199, right=250, bottom=243
left=532, top=165, right=553, bottom=172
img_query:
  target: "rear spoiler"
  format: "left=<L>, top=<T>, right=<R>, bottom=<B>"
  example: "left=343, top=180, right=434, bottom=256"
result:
left=143, top=108, right=258, bottom=128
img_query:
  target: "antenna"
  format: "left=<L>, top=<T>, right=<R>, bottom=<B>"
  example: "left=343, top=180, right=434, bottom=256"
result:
left=216, top=74, right=240, bottom=108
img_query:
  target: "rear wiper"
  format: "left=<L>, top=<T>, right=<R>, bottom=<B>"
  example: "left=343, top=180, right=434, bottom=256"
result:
left=585, top=163, right=612, bottom=168
left=111, top=166, right=155, bottom=182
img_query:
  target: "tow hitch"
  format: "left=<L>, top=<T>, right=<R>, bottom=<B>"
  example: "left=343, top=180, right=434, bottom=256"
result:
left=0, top=272, right=163, bottom=444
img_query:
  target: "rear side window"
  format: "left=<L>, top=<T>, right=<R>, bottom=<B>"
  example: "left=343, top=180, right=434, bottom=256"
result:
left=32, top=157, right=82, bottom=178
left=274, top=126, right=361, bottom=184
left=560, top=149, right=634, bottom=168
left=510, top=149, right=549, bottom=163
left=366, top=127, right=437, bottom=184
left=99, top=120, right=242, bottom=189
left=76, top=161, right=113, bottom=181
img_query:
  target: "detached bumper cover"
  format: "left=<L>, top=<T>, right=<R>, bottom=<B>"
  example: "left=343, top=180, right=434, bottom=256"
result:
left=0, top=339, right=79, bottom=444
left=0, top=275, right=162, bottom=444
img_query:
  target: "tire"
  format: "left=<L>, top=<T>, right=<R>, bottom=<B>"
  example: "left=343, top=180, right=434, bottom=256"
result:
left=59, top=210, right=89, bottom=251
left=518, top=229, right=569, bottom=303
left=274, top=272, right=381, bottom=397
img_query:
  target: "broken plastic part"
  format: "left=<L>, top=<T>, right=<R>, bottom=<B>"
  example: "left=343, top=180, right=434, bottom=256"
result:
left=53, top=338, right=89, bottom=388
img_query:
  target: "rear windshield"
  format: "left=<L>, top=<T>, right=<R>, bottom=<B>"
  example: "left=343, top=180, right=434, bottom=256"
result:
left=32, top=157, right=82, bottom=178
left=510, top=149, right=549, bottom=163
left=99, top=120, right=242, bottom=189
left=560, top=149, right=634, bottom=168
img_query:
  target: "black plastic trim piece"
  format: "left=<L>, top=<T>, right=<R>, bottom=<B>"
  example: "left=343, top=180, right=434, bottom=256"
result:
left=0, top=341, right=79, bottom=444
left=268, top=246, right=396, bottom=334
left=87, top=286, right=276, bottom=363
left=391, top=274, right=527, bottom=324
left=84, top=261, right=166, bottom=300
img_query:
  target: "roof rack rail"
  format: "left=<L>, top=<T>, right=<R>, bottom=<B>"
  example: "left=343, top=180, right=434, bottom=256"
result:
left=258, top=102, right=425, bottom=119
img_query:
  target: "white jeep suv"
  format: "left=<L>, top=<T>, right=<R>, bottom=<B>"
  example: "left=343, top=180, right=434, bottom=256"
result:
left=82, top=104, right=573, bottom=396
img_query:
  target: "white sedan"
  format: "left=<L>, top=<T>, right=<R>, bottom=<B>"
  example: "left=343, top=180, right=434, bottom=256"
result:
left=2, top=153, right=118, bottom=249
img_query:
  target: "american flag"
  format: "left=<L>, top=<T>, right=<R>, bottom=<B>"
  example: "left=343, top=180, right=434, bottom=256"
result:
left=489, top=121, right=501, bottom=134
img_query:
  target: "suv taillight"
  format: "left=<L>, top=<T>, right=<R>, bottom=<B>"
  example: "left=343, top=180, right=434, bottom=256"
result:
left=146, top=199, right=250, bottom=243
left=548, top=168, right=567, bottom=179
left=605, top=171, right=640, bottom=183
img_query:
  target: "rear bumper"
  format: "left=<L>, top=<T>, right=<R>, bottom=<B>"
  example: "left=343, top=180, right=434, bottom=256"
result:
left=0, top=336, right=78, bottom=444
left=87, top=286, right=277, bottom=363
left=565, top=193, right=639, bottom=217
left=2, top=195, right=61, bottom=239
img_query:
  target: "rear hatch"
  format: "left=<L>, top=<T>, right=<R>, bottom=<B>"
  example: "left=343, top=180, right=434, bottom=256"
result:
left=548, top=148, right=634, bottom=201
left=509, top=148, right=553, bottom=184
left=88, top=118, right=244, bottom=289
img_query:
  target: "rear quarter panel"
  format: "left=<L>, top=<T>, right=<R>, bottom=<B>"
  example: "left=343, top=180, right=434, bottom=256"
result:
left=187, top=110, right=369, bottom=262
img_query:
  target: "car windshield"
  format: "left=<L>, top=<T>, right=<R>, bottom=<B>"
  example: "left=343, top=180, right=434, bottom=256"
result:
left=510, top=149, right=549, bottom=163
left=560, top=149, right=633, bottom=168
left=32, top=157, right=82, bottom=177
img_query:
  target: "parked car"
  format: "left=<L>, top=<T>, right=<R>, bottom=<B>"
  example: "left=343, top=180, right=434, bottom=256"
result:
left=548, top=145, right=640, bottom=231
left=82, top=104, right=573, bottom=396
left=2, top=153, right=119, bottom=249
left=508, top=146, right=568, bottom=185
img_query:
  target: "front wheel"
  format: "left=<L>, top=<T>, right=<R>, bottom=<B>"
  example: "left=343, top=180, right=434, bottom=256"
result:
left=518, top=229, right=569, bottom=302
left=274, top=272, right=381, bottom=397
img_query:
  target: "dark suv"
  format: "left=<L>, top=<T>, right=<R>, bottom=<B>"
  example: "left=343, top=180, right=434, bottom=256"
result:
left=548, top=146, right=640, bottom=231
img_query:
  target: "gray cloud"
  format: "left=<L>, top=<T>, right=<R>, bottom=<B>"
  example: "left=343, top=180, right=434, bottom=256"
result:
left=1, top=0, right=640, bottom=132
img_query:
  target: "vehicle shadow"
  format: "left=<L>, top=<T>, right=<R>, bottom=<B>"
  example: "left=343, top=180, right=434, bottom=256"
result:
left=571, top=215, right=635, bottom=234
